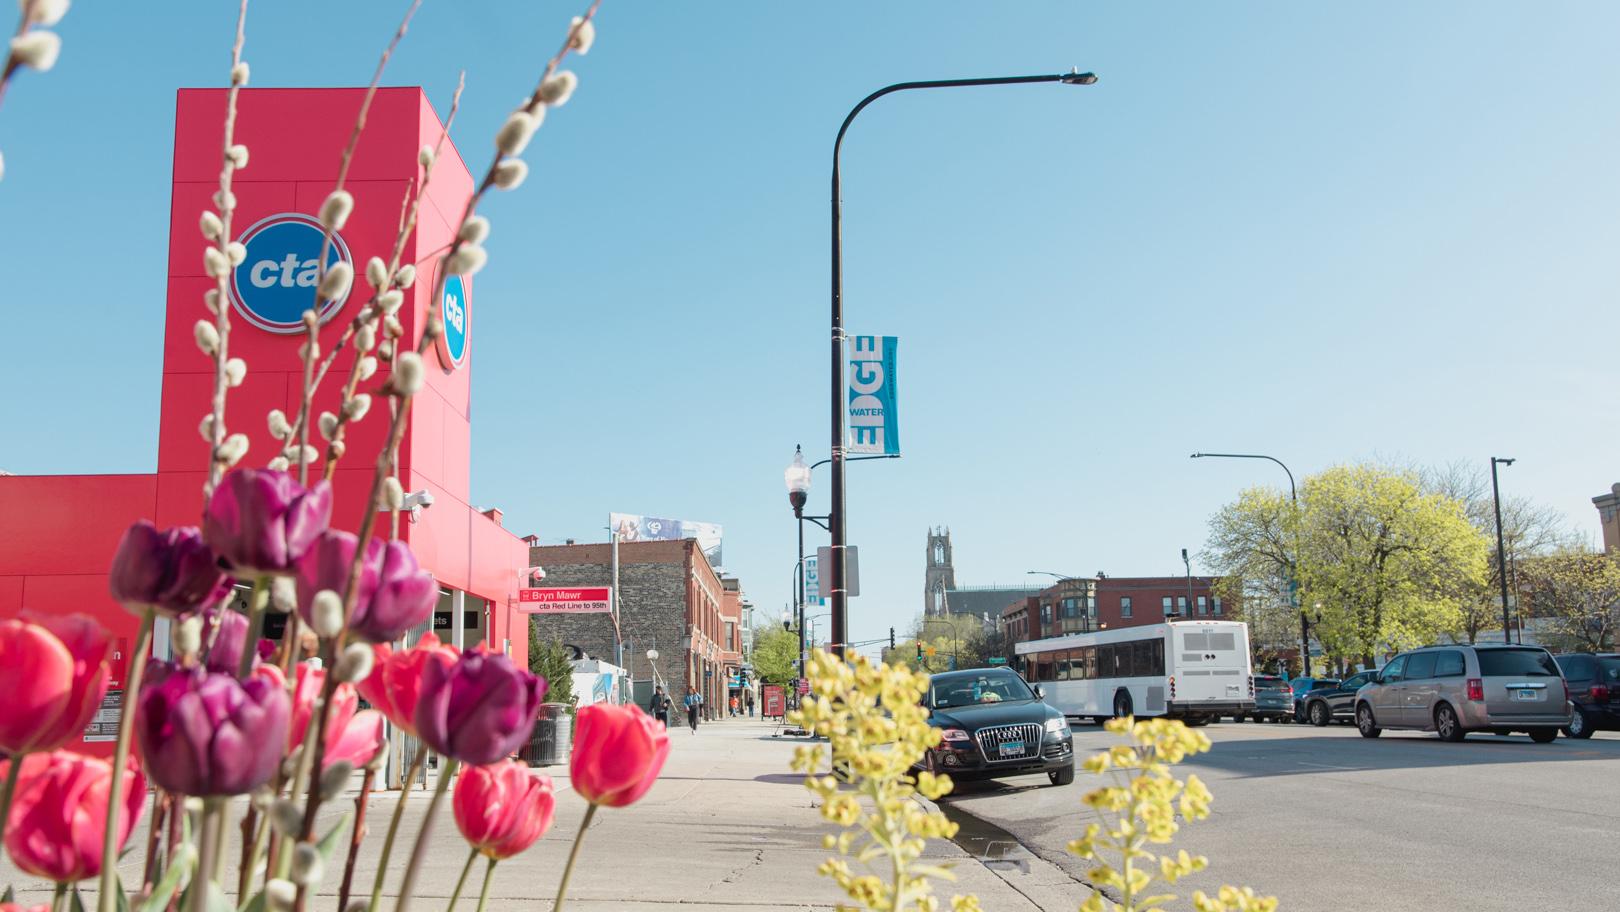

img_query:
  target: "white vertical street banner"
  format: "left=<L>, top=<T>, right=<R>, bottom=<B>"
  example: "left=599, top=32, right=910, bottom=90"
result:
left=803, top=555, right=820, bottom=602
left=847, top=335, right=899, bottom=456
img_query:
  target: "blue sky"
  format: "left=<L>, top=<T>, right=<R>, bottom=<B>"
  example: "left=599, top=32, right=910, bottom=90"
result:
left=3, top=2, right=1617, bottom=655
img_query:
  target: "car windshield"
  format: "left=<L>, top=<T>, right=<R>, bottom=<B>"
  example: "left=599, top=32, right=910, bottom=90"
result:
left=929, top=671, right=1034, bottom=708
left=1477, top=648, right=1560, bottom=677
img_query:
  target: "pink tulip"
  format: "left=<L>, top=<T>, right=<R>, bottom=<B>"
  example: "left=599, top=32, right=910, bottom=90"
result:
left=326, top=709, right=386, bottom=770
left=0, top=615, right=110, bottom=756
left=354, top=633, right=458, bottom=738
left=264, top=663, right=381, bottom=771
left=568, top=703, right=670, bottom=808
left=2, top=751, right=145, bottom=883
left=0, top=902, right=51, bottom=912
left=452, top=760, right=555, bottom=859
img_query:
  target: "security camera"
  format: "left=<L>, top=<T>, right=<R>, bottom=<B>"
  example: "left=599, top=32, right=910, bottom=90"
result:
left=402, top=490, right=434, bottom=510
left=523, top=566, right=547, bottom=584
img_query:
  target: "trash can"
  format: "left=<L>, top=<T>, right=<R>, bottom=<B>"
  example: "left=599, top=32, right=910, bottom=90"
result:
left=521, top=703, right=574, bottom=767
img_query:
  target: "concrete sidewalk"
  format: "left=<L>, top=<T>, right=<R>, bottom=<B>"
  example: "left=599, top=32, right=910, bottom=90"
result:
left=0, top=718, right=1086, bottom=910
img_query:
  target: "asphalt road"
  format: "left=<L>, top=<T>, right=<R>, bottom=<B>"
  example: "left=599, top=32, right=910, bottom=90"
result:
left=937, top=718, right=1620, bottom=912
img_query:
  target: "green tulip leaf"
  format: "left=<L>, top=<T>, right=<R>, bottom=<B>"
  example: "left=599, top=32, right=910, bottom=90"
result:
left=137, top=844, right=196, bottom=912
left=205, top=883, right=233, bottom=912
left=70, top=886, right=86, bottom=912
left=2, top=886, right=15, bottom=904
left=236, top=889, right=265, bottom=912
left=114, top=875, right=130, bottom=912
left=316, top=811, right=353, bottom=865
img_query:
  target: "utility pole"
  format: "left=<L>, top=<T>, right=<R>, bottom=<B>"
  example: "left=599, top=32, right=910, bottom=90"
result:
left=1491, top=457, right=1516, bottom=643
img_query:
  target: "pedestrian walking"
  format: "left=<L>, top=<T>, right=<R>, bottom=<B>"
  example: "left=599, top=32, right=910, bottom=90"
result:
left=729, top=695, right=739, bottom=717
left=649, top=685, right=670, bottom=729
left=745, top=691, right=754, bottom=717
left=684, top=686, right=701, bottom=733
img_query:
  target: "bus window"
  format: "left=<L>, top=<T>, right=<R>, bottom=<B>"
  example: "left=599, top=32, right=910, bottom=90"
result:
left=1209, top=632, right=1236, bottom=652
left=1184, top=631, right=1209, bottom=651
left=1151, top=638, right=1165, bottom=676
left=1096, top=644, right=1114, bottom=679
left=1117, top=641, right=1136, bottom=677
left=1083, top=646, right=1097, bottom=679
left=1133, top=640, right=1153, bottom=677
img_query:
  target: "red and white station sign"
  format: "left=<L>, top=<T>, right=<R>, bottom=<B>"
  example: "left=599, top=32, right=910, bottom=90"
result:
left=517, top=586, right=613, bottom=614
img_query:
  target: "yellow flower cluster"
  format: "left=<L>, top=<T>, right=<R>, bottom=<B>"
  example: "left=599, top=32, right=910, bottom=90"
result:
left=1070, top=717, right=1277, bottom=912
left=789, top=649, right=978, bottom=912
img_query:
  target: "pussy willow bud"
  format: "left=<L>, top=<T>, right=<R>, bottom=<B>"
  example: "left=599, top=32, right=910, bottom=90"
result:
left=267, top=409, right=291, bottom=439
left=183, top=797, right=204, bottom=816
left=316, top=412, right=338, bottom=441
left=384, top=315, right=403, bottom=339
left=342, top=394, right=371, bottom=422
left=298, top=340, right=319, bottom=362
left=334, top=643, right=374, bottom=684
left=22, top=0, right=70, bottom=27
left=445, top=244, right=487, bottom=277
left=318, top=761, right=354, bottom=802
left=9, top=31, right=61, bottom=71
left=204, top=288, right=221, bottom=314
left=395, top=264, right=416, bottom=288
left=318, top=261, right=353, bottom=301
left=227, top=144, right=249, bottom=169
left=568, top=16, right=596, bottom=54
left=492, top=159, right=528, bottom=190
left=458, top=215, right=490, bottom=245
left=171, top=615, right=203, bottom=656
left=495, top=111, right=540, bottom=156
left=268, top=800, right=302, bottom=838
left=311, top=590, right=343, bottom=639
left=366, top=256, right=387, bottom=289
left=198, top=414, right=215, bottom=443
left=540, top=71, right=578, bottom=107
left=266, top=880, right=296, bottom=912
left=225, top=357, right=247, bottom=387
left=318, top=190, right=353, bottom=231
left=418, top=145, right=435, bottom=168
left=194, top=320, right=219, bottom=356
left=204, top=247, right=230, bottom=279
left=269, top=576, right=295, bottom=614
left=267, top=457, right=290, bottom=472
left=377, top=290, right=403, bottom=315
left=214, top=189, right=235, bottom=211
left=291, top=844, right=325, bottom=888
left=356, top=356, right=377, bottom=381
left=231, top=61, right=250, bottom=86
left=355, top=324, right=376, bottom=354
left=226, top=242, right=246, bottom=266
left=217, top=434, right=249, bottom=467
left=329, top=440, right=345, bottom=460
left=250, top=787, right=275, bottom=813
left=392, top=352, right=425, bottom=396
left=199, top=211, right=223, bottom=241
left=382, top=477, right=405, bottom=510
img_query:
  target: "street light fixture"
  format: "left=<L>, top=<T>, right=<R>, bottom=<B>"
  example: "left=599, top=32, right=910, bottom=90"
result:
left=1490, top=457, right=1516, bottom=643
left=828, top=71, right=1099, bottom=659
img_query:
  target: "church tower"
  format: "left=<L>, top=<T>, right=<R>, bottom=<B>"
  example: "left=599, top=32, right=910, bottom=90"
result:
left=924, top=527, right=956, bottom=617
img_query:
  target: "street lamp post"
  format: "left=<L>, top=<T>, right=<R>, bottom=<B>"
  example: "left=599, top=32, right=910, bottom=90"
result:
left=829, top=70, right=1098, bottom=659
left=1490, top=457, right=1516, bottom=643
left=784, top=446, right=814, bottom=682
left=1191, top=452, right=1306, bottom=673
left=1181, top=548, right=1194, bottom=617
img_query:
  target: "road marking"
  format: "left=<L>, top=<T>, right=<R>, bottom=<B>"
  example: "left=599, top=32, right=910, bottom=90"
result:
left=1296, top=761, right=1356, bottom=770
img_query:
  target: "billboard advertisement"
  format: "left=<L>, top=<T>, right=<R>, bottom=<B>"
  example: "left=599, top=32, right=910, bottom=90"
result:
left=848, top=335, right=899, bottom=456
left=517, top=587, right=613, bottom=614
left=762, top=684, right=785, bottom=719
left=610, top=513, right=723, bottom=568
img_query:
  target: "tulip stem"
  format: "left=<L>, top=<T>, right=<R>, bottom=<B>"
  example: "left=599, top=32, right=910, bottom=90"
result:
left=445, top=848, right=477, bottom=912
left=390, top=756, right=456, bottom=912
left=51, top=882, right=68, bottom=912
left=474, top=857, right=496, bottom=912
left=238, top=577, right=269, bottom=678
left=192, top=798, right=225, bottom=912
left=0, top=753, right=23, bottom=841
left=552, top=803, right=598, bottom=912
left=338, top=765, right=375, bottom=911
left=99, top=608, right=154, bottom=912
left=367, top=742, right=425, bottom=911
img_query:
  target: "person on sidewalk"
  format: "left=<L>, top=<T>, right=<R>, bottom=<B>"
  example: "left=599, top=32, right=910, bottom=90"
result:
left=684, top=686, right=702, bottom=733
left=729, top=695, right=739, bottom=717
left=649, top=685, right=671, bottom=728
left=745, top=691, right=754, bottom=717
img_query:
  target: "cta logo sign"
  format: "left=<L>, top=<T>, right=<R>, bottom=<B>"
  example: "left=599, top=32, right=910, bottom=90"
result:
left=436, top=274, right=470, bottom=369
left=229, top=213, right=353, bottom=334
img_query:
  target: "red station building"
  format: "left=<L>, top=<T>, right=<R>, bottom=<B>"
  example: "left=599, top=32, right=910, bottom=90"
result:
left=0, top=87, right=531, bottom=756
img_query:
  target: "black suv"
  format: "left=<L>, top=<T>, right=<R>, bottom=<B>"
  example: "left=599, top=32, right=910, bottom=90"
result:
left=919, top=668, right=1076, bottom=786
left=1552, top=653, right=1620, bottom=738
left=1300, top=669, right=1378, bottom=726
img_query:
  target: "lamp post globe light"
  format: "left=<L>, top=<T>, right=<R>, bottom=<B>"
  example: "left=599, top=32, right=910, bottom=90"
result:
left=827, top=70, right=1098, bottom=659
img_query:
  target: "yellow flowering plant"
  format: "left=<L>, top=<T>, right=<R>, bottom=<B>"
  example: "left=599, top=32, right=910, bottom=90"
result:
left=1070, top=717, right=1278, bottom=912
left=789, top=649, right=980, bottom=912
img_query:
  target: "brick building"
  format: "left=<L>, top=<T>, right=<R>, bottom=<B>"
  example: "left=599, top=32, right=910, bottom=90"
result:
left=528, top=540, right=731, bottom=718
left=1593, top=483, right=1620, bottom=553
left=999, top=574, right=1222, bottom=661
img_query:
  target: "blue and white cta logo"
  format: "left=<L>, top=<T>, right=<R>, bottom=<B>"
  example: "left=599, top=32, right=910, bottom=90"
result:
left=228, top=213, right=353, bottom=333
left=436, top=274, right=470, bottom=369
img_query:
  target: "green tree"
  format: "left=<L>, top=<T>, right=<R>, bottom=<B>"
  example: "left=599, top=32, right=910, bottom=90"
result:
left=890, top=615, right=990, bottom=672
left=1295, top=464, right=1488, bottom=666
left=751, top=625, right=800, bottom=684
left=1517, top=548, right=1620, bottom=652
left=1202, top=486, right=1301, bottom=663
left=526, top=630, right=577, bottom=711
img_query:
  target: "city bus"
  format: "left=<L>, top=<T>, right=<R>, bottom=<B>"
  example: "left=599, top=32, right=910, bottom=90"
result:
left=1014, top=620, right=1254, bottom=725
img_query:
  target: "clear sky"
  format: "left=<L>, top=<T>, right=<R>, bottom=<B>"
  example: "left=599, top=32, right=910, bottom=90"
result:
left=2, top=2, right=1617, bottom=657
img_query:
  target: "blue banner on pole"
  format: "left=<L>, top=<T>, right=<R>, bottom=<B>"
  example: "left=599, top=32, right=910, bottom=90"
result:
left=848, top=335, right=899, bottom=456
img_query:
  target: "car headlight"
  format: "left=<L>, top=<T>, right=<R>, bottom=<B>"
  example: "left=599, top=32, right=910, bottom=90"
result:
left=940, top=728, right=971, bottom=742
left=1045, top=717, right=1069, bottom=735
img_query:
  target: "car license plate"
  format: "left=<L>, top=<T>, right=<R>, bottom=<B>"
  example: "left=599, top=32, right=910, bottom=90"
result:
left=1515, top=689, right=1538, bottom=701
left=998, top=741, right=1024, bottom=758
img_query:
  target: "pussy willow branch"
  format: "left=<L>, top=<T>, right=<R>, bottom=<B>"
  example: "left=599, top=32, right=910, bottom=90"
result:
left=0, top=1, right=40, bottom=115
left=201, top=0, right=251, bottom=503
left=292, top=0, right=423, bottom=483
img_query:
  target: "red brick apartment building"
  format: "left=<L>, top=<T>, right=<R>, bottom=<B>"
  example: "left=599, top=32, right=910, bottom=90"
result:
left=1000, top=574, right=1222, bottom=659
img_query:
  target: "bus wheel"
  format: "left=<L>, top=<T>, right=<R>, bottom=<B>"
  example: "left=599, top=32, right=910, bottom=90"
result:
left=1113, top=691, right=1133, bottom=720
left=1184, top=716, right=1210, bottom=727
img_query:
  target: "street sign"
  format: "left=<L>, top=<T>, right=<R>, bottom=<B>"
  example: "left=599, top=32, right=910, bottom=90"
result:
left=814, top=545, right=860, bottom=597
left=797, top=678, right=810, bottom=696
left=517, top=586, right=613, bottom=614
left=803, top=555, right=820, bottom=602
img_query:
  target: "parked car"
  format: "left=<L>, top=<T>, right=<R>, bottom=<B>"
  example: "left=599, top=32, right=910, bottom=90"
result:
left=1288, top=677, right=1341, bottom=721
left=1300, top=670, right=1378, bottom=726
left=1355, top=644, right=1570, bottom=742
left=918, top=667, right=1076, bottom=786
left=1239, top=675, right=1295, bottom=722
left=1551, top=653, right=1620, bottom=739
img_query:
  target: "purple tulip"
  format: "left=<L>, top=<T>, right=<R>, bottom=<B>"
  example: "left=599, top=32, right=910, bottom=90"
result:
left=204, top=469, right=332, bottom=578
left=135, top=664, right=289, bottom=796
left=201, top=609, right=267, bottom=675
left=415, top=650, right=546, bottom=765
left=108, top=522, right=229, bottom=617
left=295, top=531, right=438, bottom=644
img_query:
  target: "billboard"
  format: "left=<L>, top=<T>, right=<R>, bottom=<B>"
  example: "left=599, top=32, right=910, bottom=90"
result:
left=847, top=335, right=899, bottom=456
left=610, top=513, right=723, bottom=568
left=518, top=587, right=613, bottom=614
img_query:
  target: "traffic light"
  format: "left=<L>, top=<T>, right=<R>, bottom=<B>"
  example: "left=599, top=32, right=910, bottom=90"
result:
left=889, top=627, right=896, bottom=649
left=915, top=640, right=923, bottom=660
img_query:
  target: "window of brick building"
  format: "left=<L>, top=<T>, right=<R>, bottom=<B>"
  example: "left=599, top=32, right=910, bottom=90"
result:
left=1162, top=596, right=1172, bottom=616
left=1213, top=597, right=1223, bottom=615
left=1197, top=596, right=1208, bottom=616
left=1121, top=597, right=1132, bottom=618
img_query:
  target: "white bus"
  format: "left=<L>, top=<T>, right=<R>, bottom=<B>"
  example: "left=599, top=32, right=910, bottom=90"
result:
left=1014, top=620, right=1254, bottom=724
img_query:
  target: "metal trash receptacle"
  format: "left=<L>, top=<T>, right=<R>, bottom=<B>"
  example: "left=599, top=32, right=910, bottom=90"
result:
left=521, top=703, right=574, bottom=767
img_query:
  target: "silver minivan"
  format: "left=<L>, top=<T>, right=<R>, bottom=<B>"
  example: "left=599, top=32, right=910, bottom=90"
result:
left=1355, top=645, right=1570, bottom=742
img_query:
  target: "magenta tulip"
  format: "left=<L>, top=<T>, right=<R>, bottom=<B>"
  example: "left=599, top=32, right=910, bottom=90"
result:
left=295, top=530, right=437, bottom=643
left=415, top=649, right=545, bottom=765
left=2, top=750, right=145, bottom=884
left=0, top=615, right=110, bottom=756
left=203, top=469, right=332, bottom=577
left=135, top=664, right=289, bottom=796
left=569, top=703, right=670, bottom=808
left=108, top=521, right=229, bottom=617
left=453, top=760, right=555, bottom=859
